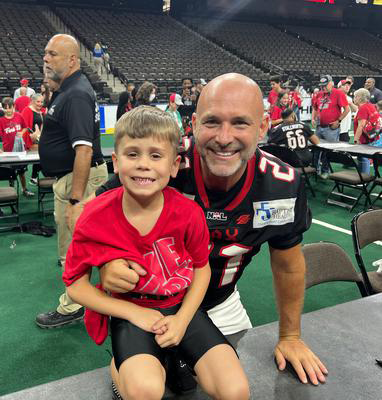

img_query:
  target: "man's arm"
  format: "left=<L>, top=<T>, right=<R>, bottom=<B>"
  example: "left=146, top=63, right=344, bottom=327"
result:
left=270, top=244, right=328, bottom=385
left=308, top=134, right=320, bottom=145
left=65, top=144, right=92, bottom=228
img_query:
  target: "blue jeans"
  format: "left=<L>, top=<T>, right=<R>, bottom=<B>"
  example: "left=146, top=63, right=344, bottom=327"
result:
left=358, top=137, right=382, bottom=175
left=314, top=126, right=340, bottom=174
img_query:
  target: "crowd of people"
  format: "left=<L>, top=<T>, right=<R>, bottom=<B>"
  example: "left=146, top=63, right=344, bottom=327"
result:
left=1, top=31, right=382, bottom=400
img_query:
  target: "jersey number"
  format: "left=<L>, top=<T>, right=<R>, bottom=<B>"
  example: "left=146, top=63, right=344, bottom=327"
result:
left=259, top=155, right=295, bottom=182
left=219, top=244, right=252, bottom=287
left=286, top=129, right=306, bottom=150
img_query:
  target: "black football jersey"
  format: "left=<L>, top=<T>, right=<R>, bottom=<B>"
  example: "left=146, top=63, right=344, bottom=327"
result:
left=97, top=139, right=312, bottom=310
left=268, top=122, right=313, bottom=151
left=171, top=139, right=312, bottom=310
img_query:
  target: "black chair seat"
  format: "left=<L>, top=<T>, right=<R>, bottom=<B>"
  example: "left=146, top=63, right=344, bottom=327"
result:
left=329, top=171, right=374, bottom=185
left=0, top=187, right=17, bottom=201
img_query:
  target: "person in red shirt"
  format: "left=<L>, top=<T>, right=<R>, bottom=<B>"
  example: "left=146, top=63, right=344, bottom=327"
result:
left=267, top=75, right=283, bottom=111
left=353, top=88, right=382, bottom=174
left=14, top=87, right=31, bottom=113
left=270, top=91, right=289, bottom=127
left=0, top=97, right=34, bottom=196
left=64, top=106, right=249, bottom=400
left=311, top=75, right=350, bottom=178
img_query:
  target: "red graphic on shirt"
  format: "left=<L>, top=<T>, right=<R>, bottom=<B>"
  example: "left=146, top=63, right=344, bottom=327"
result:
left=236, top=215, right=251, bottom=224
left=135, top=237, right=193, bottom=296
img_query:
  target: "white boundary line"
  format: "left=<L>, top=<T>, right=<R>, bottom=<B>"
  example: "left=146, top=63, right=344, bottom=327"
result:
left=312, top=218, right=382, bottom=246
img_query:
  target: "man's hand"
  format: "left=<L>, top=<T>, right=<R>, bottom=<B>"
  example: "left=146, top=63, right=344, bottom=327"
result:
left=153, top=314, right=188, bottom=348
left=329, top=120, right=340, bottom=129
left=274, top=337, right=328, bottom=385
left=99, top=259, right=147, bottom=293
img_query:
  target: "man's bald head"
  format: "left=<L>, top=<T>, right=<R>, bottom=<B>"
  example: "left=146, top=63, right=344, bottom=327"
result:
left=192, top=73, right=267, bottom=190
left=43, top=34, right=81, bottom=84
left=196, top=73, right=264, bottom=119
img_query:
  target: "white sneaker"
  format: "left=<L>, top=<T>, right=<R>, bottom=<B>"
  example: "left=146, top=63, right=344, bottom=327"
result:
left=29, top=178, right=38, bottom=185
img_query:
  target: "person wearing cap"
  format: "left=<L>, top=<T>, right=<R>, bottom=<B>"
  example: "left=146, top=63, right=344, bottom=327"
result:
left=311, top=74, right=349, bottom=179
left=338, top=79, right=358, bottom=143
left=364, top=77, right=382, bottom=105
left=166, top=93, right=185, bottom=136
left=13, top=78, right=35, bottom=101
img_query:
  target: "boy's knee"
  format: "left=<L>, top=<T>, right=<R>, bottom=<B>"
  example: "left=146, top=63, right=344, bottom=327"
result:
left=120, top=377, right=165, bottom=400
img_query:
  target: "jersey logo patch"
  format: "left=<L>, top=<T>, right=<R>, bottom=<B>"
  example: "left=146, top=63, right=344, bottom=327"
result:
left=206, top=211, right=227, bottom=221
left=236, top=214, right=251, bottom=224
left=252, top=199, right=296, bottom=228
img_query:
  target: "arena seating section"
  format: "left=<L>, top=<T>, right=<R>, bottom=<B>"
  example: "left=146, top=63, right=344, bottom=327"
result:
left=0, top=3, right=380, bottom=103
left=185, top=18, right=376, bottom=79
left=54, top=7, right=270, bottom=100
left=284, top=25, right=382, bottom=70
left=0, top=3, right=51, bottom=99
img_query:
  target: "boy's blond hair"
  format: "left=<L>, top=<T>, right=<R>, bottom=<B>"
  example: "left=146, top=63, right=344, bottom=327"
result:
left=114, top=105, right=181, bottom=154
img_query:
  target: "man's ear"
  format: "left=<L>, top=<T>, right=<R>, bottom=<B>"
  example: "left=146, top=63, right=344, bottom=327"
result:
left=191, top=112, right=197, bottom=135
left=258, top=114, right=270, bottom=141
left=170, top=155, right=181, bottom=178
left=111, top=152, right=119, bottom=175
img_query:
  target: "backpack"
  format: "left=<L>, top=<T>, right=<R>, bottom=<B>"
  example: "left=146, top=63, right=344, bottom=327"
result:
left=363, top=108, right=382, bottom=140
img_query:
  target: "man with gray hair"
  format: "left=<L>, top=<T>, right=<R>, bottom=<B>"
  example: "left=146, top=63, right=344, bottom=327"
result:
left=365, top=77, right=382, bottom=104
left=35, top=34, right=108, bottom=328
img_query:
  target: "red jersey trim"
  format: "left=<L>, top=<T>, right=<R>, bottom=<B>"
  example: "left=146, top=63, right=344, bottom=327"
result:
left=193, top=146, right=256, bottom=211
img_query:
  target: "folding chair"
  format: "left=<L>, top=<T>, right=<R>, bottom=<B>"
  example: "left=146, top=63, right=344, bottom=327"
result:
left=351, top=209, right=382, bottom=294
left=37, top=176, right=55, bottom=217
left=326, top=150, right=374, bottom=211
left=368, top=152, right=382, bottom=206
left=302, top=241, right=368, bottom=297
left=260, top=144, right=316, bottom=197
left=0, top=166, right=20, bottom=231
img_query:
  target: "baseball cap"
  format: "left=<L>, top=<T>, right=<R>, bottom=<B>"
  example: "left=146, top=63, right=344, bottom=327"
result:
left=20, top=78, right=29, bottom=85
left=318, top=75, right=333, bottom=86
left=169, top=93, right=183, bottom=106
left=337, top=79, right=352, bottom=88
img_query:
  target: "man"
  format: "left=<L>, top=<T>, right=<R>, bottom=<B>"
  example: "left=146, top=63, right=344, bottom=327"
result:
left=364, top=77, right=382, bottom=104
left=35, top=34, right=108, bottom=328
left=268, top=108, right=320, bottom=166
left=338, top=79, right=358, bottom=142
left=311, top=74, right=349, bottom=179
left=13, top=78, right=35, bottom=100
left=92, top=73, right=327, bottom=386
left=268, top=75, right=283, bottom=110
left=14, top=87, right=31, bottom=113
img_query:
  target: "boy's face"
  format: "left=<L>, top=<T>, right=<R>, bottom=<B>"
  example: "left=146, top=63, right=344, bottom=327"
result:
left=3, top=105, right=14, bottom=118
left=112, top=135, right=180, bottom=201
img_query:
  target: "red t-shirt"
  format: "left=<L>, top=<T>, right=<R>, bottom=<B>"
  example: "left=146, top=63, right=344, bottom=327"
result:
left=0, top=113, right=26, bottom=151
left=270, top=105, right=287, bottom=122
left=268, top=89, right=279, bottom=108
left=354, top=102, right=378, bottom=144
left=64, top=186, right=210, bottom=344
left=289, top=91, right=302, bottom=108
left=14, top=96, right=31, bottom=113
left=313, top=88, right=348, bottom=126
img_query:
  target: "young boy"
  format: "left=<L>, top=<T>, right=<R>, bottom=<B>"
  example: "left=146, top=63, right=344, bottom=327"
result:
left=63, top=106, right=249, bottom=400
left=0, top=97, right=34, bottom=196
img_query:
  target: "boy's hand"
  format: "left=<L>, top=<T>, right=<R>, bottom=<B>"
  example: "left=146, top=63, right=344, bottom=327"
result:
left=153, top=315, right=188, bottom=348
left=130, top=308, right=166, bottom=334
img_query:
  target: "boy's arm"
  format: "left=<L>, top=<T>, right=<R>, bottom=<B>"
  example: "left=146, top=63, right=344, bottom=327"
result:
left=153, top=263, right=211, bottom=347
left=67, top=271, right=164, bottom=333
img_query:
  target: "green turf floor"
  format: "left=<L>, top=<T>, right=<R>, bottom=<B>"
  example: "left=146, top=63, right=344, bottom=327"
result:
left=1, top=135, right=381, bottom=396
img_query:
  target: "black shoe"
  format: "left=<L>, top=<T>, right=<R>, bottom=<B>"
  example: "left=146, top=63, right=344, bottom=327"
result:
left=112, top=382, right=122, bottom=400
left=35, top=308, right=85, bottom=329
left=165, top=351, right=197, bottom=395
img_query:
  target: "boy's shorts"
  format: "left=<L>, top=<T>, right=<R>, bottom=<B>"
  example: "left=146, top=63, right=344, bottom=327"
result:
left=111, top=304, right=233, bottom=371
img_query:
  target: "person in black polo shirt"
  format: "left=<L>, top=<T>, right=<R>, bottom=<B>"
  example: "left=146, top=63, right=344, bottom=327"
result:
left=36, top=34, right=108, bottom=329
